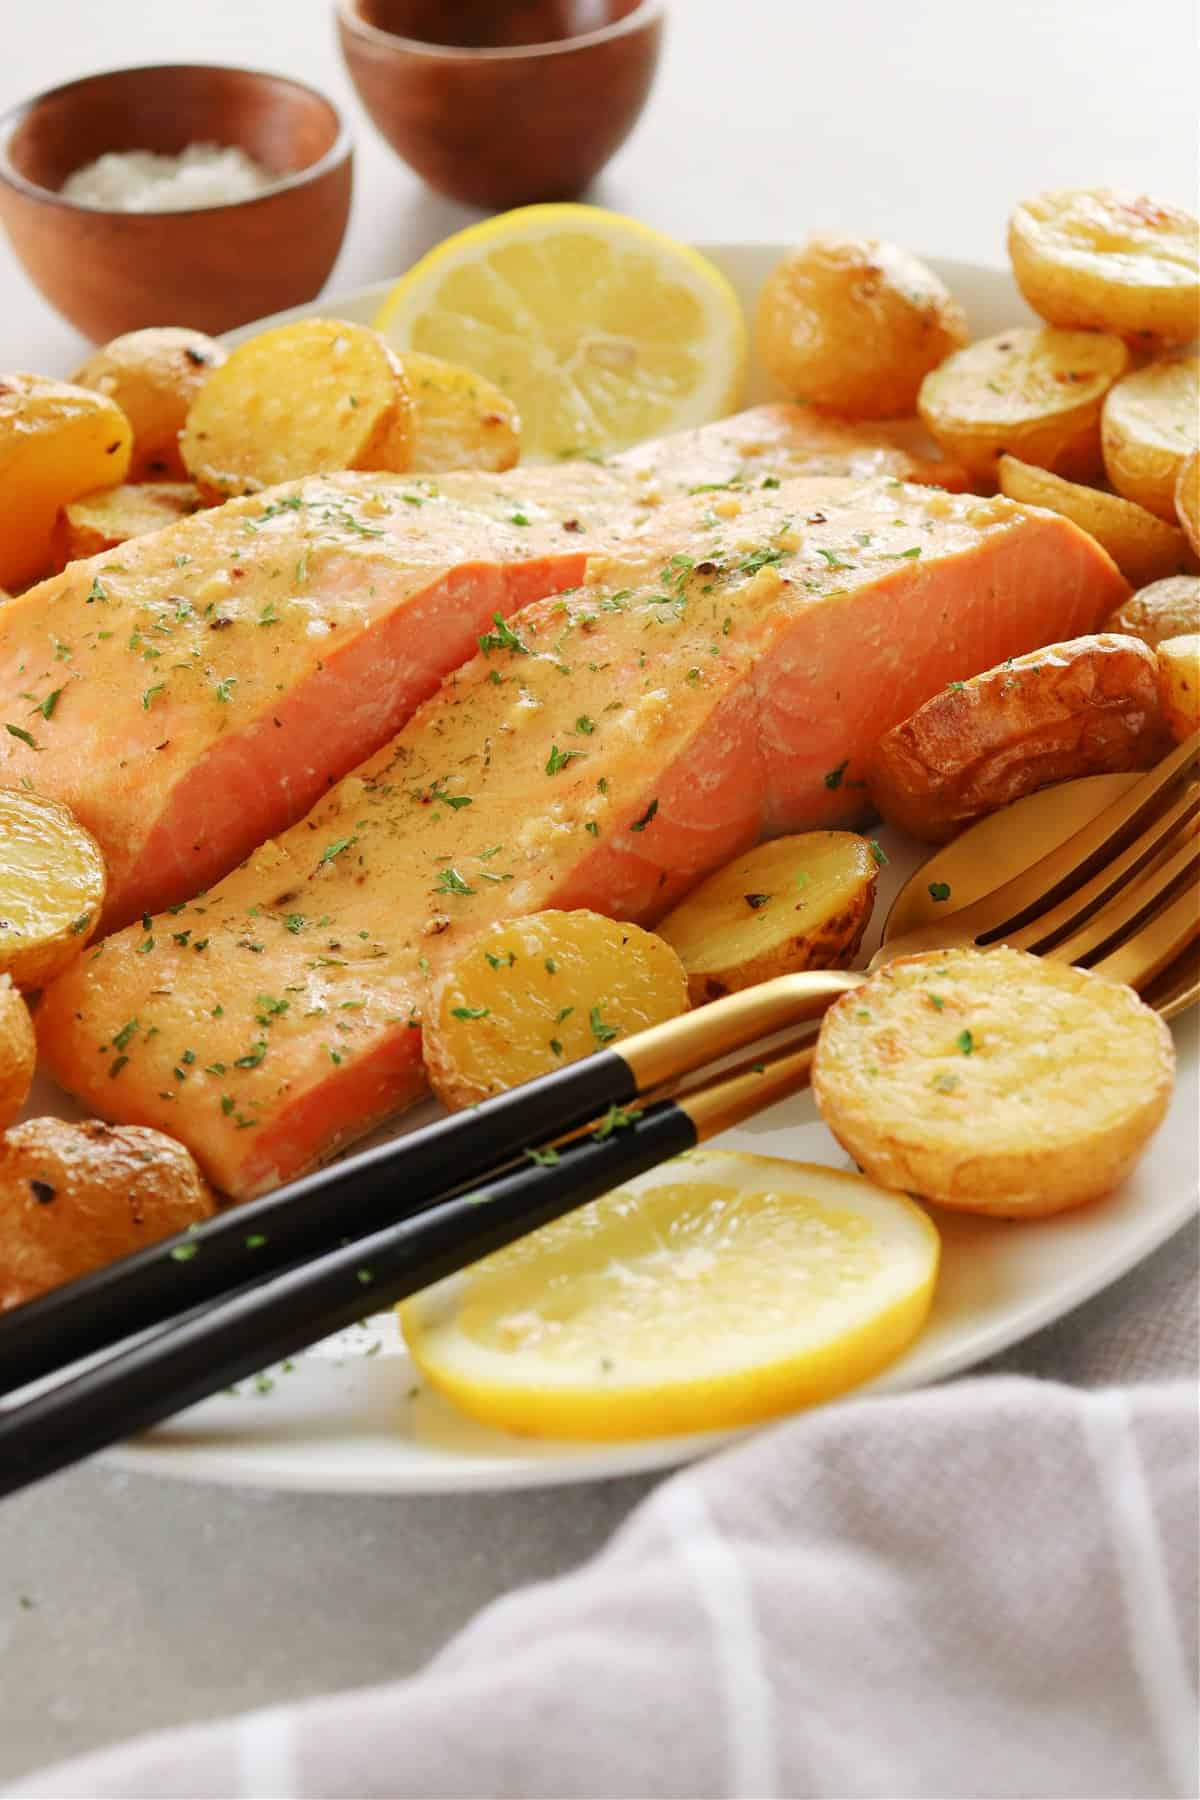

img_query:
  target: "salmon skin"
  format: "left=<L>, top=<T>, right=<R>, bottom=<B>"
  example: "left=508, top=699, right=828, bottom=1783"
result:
left=0, top=406, right=960, bottom=932
left=39, top=477, right=1128, bottom=1198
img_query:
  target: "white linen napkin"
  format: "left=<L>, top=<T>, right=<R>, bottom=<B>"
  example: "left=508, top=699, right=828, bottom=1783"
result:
left=11, top=1370, right=1197, bottom=1800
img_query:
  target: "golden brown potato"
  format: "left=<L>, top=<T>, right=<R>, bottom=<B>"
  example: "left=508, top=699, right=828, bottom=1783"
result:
left=0, top=976, right=34, bottom=1131
left=812, top=946, right=1175, bottom=1218
left=424, top=910, right=688, bottom=1110
left=997, top=455, right=1195, bottom=588
left=1101, top=356, right=1198, bottom=522
left=72, top=327, right=226, bottom=481
left=384, top=350, right=520, bottom=474
left=1157, top=633, right=1200, bottom=740
left=754, top=235, right=969, bottom=418
left=51, top=480, right=203, bottom=570
left=0, top=375, right=133, bottom=590
left=0, top=790, right=107, bottom=990
left=917, top=327, right=1130, bottom=483
left=1177, top=450, right=1200, bottom=558
left=868, top=635, right=1169, bottom=842
left=655, top=833, right=877, bottom=1004
left=0, top=1118, right=216, bottom=1311
left=180, top=319, right=408, bottom=500
left=1008, top=187, right=1200, bottom=347
left=1105, top=575, right=1200, bottom=647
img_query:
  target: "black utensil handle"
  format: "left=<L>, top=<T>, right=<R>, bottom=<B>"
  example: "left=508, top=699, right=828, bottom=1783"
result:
left=0, top=1047, right=633, bottom=1396
left=0, top=1102, right=696, bottom=1500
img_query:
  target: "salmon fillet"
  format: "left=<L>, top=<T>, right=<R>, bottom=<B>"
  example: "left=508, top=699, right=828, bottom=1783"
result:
left=0, top=406, right=960, bottom=931
left=39, top=477, right=1127, bottom=1197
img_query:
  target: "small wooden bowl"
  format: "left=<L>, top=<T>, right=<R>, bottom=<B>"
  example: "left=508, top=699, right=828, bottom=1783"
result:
left=0, top=65, right=353, bottom=343
left=335, top=0, right=664, bottom=211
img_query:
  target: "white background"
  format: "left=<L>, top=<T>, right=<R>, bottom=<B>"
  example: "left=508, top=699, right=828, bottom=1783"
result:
left=0, top=0, right=1196, bottom=1783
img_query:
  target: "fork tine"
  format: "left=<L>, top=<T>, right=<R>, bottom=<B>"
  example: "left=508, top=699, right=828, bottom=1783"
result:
left=1092, top=880, right=1200, bottom=991
left=1044, top=831, right=1200, bottom=966
left=1003, top=782, right=1200, bottom=955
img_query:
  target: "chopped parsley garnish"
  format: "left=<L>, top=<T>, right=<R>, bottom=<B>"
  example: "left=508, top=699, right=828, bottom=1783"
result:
left=525, top=1146, right=561, bottom=1167
left=434, top=866, right=475, bottom=897
left=4, top=723, right=37, bottom=750
left=824, top=760, right=849, bottom=790
left=593, top=1103, right=642, bottom=1140
left=868, top=839, right=889, bottom=867
left=589, top=1005, right=619, bottom=1045
left=745, top=892, right=771, bottom=910
left=928, top=881, right=952, bottom=902
left=957, top=1029, right=975, bottom=1055
left=318, top=835, right=358, bottom=866
left=630, top=797, right=659, bottom=831
left=213, top=677, right=237, bottom=703
left=545, top=744, right=585, bottom=776
left=815, top=548, right=856, bottom=570
left=575, top=715, right=596, bottom=736
left=142, top=684, right=165, bottom=711
left=739, top=546, right=786, bottom=576
left=451, top=1005, right=490, bottom=1021
left=477, top=613, right=529, bottom=657
left=86, top=576, right=108, bottom=604
left=113, top=1019, right=139, bottom=1051
left=234, top=1040, right=268, bottom=1069
left=946, top=680, right=965, bottom=692
left=170, top=1243, right=198, bottom=1262
left=33, top=688, right=63, bottom=721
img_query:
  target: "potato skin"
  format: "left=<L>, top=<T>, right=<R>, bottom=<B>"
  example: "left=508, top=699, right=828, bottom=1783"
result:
left=1101, top=356, right=1198, bottom=522
left=1156, top=633, right=1200, bottom=740
left=754, top=235, right=968, bottom=419
left=0, top=1118, right=216, bottom=1311
left=1105, top=575, right=1200, bottom=647
left=1177, top=451, right=1200, bottom=559
left=1008, top=187, right=1200, bottom=347
left=0, top=976, right=35, bottom=1131
left=868, top=634, right=1170, bottom=842
left=812, top=947, right=1175, bottom=1218
left=997, top=454, right=1195, bottom=588
left=917, top=327, right=1129, bottom=483
left=73, top=328, right=226, bottom=481
left=655, top=832, right=877, bottom=1004
left=0, top=375, right=133, bottom=590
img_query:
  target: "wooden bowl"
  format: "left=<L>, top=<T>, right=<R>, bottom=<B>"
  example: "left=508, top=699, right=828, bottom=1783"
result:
left=0, top=65, right=353, bottom=343
left=335, top=0, right=664, bottom=210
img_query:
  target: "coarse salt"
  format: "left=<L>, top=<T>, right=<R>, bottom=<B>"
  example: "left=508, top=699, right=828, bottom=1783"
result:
left=61, top=142, right=279, bottom=212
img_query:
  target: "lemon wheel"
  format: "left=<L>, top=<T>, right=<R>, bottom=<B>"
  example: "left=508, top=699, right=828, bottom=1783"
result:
left=399, top=1151, right=939, bottom=1440
left=374, top=205, right=747, bottom=462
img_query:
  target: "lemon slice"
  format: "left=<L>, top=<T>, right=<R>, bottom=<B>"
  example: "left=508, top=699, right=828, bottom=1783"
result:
left=399, top=1151, right=939, bottom=1440
left=374, top=205, right=747, bottom=463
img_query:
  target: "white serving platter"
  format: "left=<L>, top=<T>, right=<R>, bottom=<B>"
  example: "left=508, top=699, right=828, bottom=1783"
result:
left=20, top=245, right=1199, bottom=1494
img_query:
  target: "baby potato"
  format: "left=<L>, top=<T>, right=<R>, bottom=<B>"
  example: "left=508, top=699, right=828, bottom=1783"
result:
left=1176, top=451, right=1200, bottom=558
left=0, top=976, right=35, bottom=1130
left=386, top=350, right=520, bottom=474
left=0, top=1118, right=216, bottom=1311
left=424, top=910, right=688, bottom=1111
left=1105, top=575, right=1200, bottom=647
left=1156, top=633, right=1200, bottom=740
left=180, top=319, right=408, bottom=501
left=868, top=635, right=1169, bottom=843
left=0, top=789, right=107, bottom=990
left=754, top=235, right=968, bottom=418
left=0, top=374, right=132, bottom=590
left=917, top=327, right=1130, bottom=483
left=73, top=327, right=226, bottom=481
left=655, top=833, right=878, bottom=1005
left=1008, top=187, right=1200, bottom=347
left=997, top=454, right=1195, bottom=588
left=1101, top=356, right=1198, bottom=522
left=812, top=946, right=1175, bottom=1218
left=51, top=480, right=203, bottom=571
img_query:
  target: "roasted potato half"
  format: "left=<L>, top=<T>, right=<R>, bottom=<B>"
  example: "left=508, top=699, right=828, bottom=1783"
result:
left=754, top=235, right=968, bottom=419
left=0, top=1118, right=216, bottom=1311
left=0, top=375, right=133, bottom=590
left=73, top=327, right=226, bottom=481
left=997, top=455, right=1195, bottom=588
left=424, top=910, right=688, bottom=1110
left=390, top=350, right=520, bottom=474
left=180, top=319, right=409, bottom=500
left=1105, top=575, right=1200, bottom=648
left=1177, top=451, right=1200, bottom=559
left=655, top=833, right=878, bottom=1004
left=813, top=947, right=1175, bottom=1218
left=0, top=976, right=35, bottom=1131
left=868, top=635, right=1169, bottom=842
left=51, top=480, right=203, bottom=571
left=917, top=327, right=1130, bottom=483
left=1101, top=356, right=1198, bottom=522
left=1008, top=187, right=1200, bottom=347
left=0, top=790, right=107, bottom=989
left=1157, top=633, right=1200, bottom=740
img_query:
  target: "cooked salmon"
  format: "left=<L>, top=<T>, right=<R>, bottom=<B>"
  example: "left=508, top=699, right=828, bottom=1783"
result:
left=38, top=477, right=1127, bottom=1197
left=0, top=406, right=961, bottom=932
